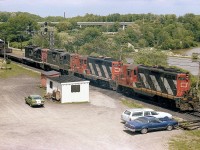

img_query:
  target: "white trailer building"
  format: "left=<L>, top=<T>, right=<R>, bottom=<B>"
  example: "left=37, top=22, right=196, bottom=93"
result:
left=46, top=75, right=90, bottom=103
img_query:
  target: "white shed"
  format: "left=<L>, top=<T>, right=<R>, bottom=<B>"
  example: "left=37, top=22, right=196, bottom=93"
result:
left=46, top=75, right=90, bottom=103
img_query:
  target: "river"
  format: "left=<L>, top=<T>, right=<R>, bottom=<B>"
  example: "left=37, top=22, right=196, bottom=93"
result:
left=168, top=47, right=200, bottom=76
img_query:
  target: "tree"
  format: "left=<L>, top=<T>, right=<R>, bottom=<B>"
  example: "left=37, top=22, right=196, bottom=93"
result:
left=56, top=21, right=72, bottom=32
left=5, top=14, right=39, bottom=42
left=133, top=49, right=168, bottom=66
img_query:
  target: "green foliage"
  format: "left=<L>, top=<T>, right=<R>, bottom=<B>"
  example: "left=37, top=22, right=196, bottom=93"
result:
left=169, top=130, right=200, bottom=150
left=121, top=98, right=143, bottom=108
left=133, top=49, right=168, bottom=66
left=1, top=12, right=200, bottom=52
left=0, top=60, right=39, bottom=78
left=56, top=21, right=72, bottom=32
left=10, top=41, right=30, bottom=49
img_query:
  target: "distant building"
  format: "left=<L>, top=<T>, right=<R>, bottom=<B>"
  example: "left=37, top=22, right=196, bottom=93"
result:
left=46, top=75, right=90, bottom=103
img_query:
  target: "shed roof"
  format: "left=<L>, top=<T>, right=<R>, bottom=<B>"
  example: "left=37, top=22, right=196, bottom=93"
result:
left=42, top=70, right=60, bottom=76
left=48, top=75, right=87, bottom=83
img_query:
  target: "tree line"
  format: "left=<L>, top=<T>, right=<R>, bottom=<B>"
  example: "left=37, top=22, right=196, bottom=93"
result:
left=0, top=12, right=200, bottom=59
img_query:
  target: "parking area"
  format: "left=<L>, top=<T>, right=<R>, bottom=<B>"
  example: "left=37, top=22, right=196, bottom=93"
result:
left=0, top=75, right=182, bottom=150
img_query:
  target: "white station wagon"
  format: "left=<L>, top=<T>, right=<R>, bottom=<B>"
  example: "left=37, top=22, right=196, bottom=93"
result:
left=121, top=108, right=172, bottom=122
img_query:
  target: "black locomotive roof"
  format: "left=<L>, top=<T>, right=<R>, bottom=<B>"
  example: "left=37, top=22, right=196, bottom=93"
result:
left=139, top=65, right=186, bottom=75
left=88, top=56, right=119, bottom=62
left=48, top=75, right=87, bottom=83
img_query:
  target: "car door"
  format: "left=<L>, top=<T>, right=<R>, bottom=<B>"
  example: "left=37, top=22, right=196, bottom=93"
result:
left=148, top=118, right=166, bottom=131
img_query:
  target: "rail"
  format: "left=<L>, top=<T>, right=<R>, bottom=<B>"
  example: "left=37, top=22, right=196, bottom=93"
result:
left=178, top=120, right=200, bottom=130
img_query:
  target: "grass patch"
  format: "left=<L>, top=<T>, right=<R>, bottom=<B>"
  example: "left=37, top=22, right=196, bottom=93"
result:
left=0, top=60, right=40, bottom=78
left=169, top=130, right=200, bottom=150
left=121, top=98, right=143, bottom=108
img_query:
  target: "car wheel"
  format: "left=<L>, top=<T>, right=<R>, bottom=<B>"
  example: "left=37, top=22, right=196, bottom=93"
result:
left=29, top=103, right=32, bottom=107
left=166, top=125, right=173, bottom=131
left=141, top=128, right=148, bottom=134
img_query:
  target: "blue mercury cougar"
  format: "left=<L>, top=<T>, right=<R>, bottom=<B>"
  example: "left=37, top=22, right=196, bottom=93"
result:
left=124, top=116, right=178, bottom=134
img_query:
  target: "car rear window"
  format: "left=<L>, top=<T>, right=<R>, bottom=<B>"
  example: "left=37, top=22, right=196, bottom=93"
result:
left=124, top=110, right=131, bottom=115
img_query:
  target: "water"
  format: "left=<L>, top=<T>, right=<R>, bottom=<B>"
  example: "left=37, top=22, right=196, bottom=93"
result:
left=168, top=57, right=199, bottom=75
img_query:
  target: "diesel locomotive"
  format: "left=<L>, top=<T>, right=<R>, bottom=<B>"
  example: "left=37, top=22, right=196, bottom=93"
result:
left=5, top=45, right=200, bottom=111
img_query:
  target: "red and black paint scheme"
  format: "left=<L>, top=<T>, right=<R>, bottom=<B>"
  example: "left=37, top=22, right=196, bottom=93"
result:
left=3, top=45, right=199, bottom=111
left=117, top=64, right=198, bottom=110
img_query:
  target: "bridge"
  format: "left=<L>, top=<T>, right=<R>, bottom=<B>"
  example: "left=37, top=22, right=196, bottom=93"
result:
left=0, top=21, right=134, bottom=30
left=77, top=22, right=134, bottom=30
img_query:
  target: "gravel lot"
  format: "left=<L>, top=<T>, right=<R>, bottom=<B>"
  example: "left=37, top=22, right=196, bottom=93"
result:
left=0, top=75, right=182, bottom=150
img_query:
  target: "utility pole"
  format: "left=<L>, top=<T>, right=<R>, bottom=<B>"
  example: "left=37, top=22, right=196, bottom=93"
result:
left=3, top=38, right=6, bottom=62
left=49, top=29, right=54, bottom=49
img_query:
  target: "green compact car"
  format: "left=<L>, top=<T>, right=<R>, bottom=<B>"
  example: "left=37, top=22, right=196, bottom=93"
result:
left=25, top=95, right=45, bottom=107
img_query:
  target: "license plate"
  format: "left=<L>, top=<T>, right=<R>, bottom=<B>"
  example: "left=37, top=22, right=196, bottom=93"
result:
left=36, top=100, right=41, bottom=104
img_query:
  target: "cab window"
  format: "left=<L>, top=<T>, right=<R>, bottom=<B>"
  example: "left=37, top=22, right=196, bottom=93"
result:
left=127, top=70, right=131, bottom=77
left=134, top=70, right=137, bottom=75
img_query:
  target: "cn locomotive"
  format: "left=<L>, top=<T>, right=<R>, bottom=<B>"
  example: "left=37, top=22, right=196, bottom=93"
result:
left=5, top=45, right=200, bottom=111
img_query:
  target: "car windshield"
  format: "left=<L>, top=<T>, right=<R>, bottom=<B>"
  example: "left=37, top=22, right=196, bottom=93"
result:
left=135, top=117, right=149, bottom=123
left=32, top=96, right=41, bottom=100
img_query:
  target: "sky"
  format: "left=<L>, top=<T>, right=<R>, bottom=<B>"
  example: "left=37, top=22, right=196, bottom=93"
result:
left=0, top=0, right=200, bottom=17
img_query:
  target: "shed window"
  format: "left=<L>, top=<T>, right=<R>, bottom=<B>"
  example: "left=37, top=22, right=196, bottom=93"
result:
left=50, top=81, right=53, bottom=89
left=71, top=85, right=80, bottom=92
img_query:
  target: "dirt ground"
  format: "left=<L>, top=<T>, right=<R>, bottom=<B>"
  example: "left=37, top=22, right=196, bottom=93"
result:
left=0, top=75, right=182, bottom=150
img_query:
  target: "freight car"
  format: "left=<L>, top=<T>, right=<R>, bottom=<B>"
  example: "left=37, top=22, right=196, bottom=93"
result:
left=5, top=45, right=200, bottom=111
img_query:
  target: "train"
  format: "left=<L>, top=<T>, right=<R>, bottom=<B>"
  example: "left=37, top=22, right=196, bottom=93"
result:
left=2, top=45, right=199, bottom=111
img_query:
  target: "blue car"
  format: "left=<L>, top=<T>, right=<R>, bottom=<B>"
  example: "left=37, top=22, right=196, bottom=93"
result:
left=124, top=116, right=178, bottom=134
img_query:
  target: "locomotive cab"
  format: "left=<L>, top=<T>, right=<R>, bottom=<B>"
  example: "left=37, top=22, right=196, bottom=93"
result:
left=118, top=64, right=138, bottom=86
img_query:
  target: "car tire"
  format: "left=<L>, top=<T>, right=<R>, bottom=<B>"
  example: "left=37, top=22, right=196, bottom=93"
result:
left=141, top=128, right=148, bottom=134
left=166, top=125, right=173, bottom=131
left=29, top=103, right=32, bottom=107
